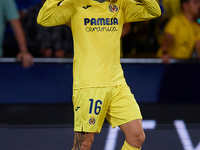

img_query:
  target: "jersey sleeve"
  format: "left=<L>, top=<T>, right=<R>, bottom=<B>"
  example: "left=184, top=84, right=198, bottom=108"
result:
left=164, top=16, right=179, bottom=35
left=122, top=0, right=161, bottom=23
left=3, top=0, right=19, bottom=21
left=37, top=0, right=75, bottom=27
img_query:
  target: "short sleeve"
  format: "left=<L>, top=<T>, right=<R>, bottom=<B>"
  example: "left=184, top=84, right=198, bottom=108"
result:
left=3, top=0, right=19, bottom=21
left=164, top=16, right=179, bottom=35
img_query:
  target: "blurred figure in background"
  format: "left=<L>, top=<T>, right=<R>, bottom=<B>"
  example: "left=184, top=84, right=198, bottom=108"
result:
left=156, top=0, right=182, bottom=53
left=22, top=0, right=73, bottom=58
left=0, top=0, right=33, bottom=68
left=162, top=0, right=182, bottom=18
left=196, top=5, right=200, bottom=24
left=121, top=19, right=160, bottom=58
left=122, top=0, right=160, bottom=58
left=157, top=0, right=200, bottom=63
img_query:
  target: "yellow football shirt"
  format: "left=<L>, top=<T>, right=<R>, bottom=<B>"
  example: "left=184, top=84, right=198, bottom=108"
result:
left=157, top=14, right=200, bottom=59
left=162, top=0, right=181, bottom=18
left=37, top=0, right=161, bottom=89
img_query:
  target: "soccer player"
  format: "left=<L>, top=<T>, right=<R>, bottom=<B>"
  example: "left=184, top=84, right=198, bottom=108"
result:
left=37, top=0, right=161, bottom=149
left=157, top=0, right=200, bottom=63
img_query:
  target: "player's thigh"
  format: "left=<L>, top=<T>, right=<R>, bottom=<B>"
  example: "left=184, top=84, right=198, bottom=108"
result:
left=106, top=83, right=142, bottom=128
left=73, top=87, right=113, bottom=133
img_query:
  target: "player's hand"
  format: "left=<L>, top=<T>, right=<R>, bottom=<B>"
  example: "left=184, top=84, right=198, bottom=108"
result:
left=16, top=52, right=34, bottom=69
left=161, top=53, right=171, bottom=64
left=55, top=49, right=65, bottom=58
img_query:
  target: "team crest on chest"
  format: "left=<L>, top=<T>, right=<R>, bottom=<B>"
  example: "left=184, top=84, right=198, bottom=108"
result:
left=89, top=117, right=96, bottom=125
left=109, top=4, right=118, bottom=12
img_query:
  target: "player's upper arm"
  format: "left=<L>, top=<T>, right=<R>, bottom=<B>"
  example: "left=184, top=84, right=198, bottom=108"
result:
left=37, top=0, right=74, bottom=27
left=162, top=33, right=173, bottom=48
left=123, top=0, right=161, bottom=23
left=196, top=40, right=200, bottom=50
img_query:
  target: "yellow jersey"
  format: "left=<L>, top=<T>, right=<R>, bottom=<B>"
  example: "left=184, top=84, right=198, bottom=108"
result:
left=162, top=0, right=181, bottom=18
left=157, top=14, right=200, bottom=59
left=37, top=0, right=161, bottom=89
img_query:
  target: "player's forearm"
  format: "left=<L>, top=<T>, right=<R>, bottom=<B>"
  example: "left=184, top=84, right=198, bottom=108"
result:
left=162, top=33, right=173, bottom=54
left=10, top=19, right=28, bottom=53
left=125, top=0, right=161, bottom=22
left=139, top=0, right=161, bottom=20
left=37, top=0, right=74, bottom=27
left=196, top=41, right=200, bottom=58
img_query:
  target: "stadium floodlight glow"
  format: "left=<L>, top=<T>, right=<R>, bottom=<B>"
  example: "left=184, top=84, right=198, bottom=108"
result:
left=174, top=120, right=200, bottom=150
left=104, top=120, right=157, bottom=150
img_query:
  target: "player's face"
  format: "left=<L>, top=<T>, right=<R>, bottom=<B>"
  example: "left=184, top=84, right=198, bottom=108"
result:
left=187, top=0, right=200, bottom=16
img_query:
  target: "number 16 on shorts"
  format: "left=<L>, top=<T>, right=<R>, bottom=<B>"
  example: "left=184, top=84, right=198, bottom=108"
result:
left=89, top=99, right=102, bottom=115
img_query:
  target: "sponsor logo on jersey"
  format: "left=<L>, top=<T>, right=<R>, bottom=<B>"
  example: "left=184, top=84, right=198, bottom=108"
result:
left=109, top=5, right=118, bottom=12
left=89, top=117, right=96, bottom=125
left=85, top=26, right=118, bottom=32
left=84, top=18, right=118, bottom=32
left=84, top=18, right=118, bottom=26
